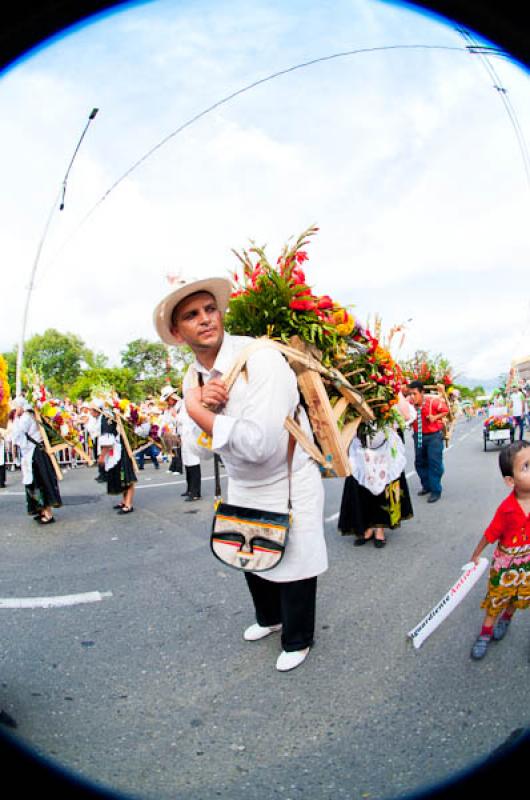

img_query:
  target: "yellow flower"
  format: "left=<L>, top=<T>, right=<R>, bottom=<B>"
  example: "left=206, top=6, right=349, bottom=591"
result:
left=119, top=398, right=130, bottom=413
left=332, top=306, right=355, bottom=336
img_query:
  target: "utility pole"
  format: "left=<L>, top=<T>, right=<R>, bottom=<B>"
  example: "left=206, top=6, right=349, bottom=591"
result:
left=15, top=108, right=99, bottom=396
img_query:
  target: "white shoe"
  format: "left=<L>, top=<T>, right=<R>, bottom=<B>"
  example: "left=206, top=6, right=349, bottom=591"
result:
left=276, top=648, right=310, bottom=672
left=243, top=623, right=282, bottom=641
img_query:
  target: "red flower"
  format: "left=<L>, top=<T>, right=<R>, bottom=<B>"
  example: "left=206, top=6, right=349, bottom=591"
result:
left=289, top=297, right=317, bottom=312
left=316, top=295, right=334, bottom=310
left=295, top=251, right=308, bottom=264
left=290, top=268, right=306, bottom=286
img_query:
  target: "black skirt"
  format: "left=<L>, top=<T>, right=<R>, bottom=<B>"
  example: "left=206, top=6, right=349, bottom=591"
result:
left=106, top=448, right=137, bottom=495
left=338, top=472, right=413, bottom=537
left=25, top=446, right=62, bottom=515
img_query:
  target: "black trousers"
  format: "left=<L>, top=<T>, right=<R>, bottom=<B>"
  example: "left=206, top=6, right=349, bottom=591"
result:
left=169, top=446, right=183, bottom=473
left=244, top=572, right=317, bottom=652
left=0, top=464, right=6, bottom=487
left=185, top=464, right=201, bottom=497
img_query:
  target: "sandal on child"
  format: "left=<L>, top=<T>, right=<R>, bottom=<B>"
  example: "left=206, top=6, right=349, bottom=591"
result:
left=117, top=506, right=134, bottom=514
left=113, top=503, right=125, bottom=509
left=470, top=634, right=491, bottom=660
left=38, top=516, right=55, bottom=525
left=493, top=616, right=512, bottom=641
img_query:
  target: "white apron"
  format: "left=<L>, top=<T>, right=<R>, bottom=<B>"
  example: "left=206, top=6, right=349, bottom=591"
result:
left=227, top=458, right=327, bottom=583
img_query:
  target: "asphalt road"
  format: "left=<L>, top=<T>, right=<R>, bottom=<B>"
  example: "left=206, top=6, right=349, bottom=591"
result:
left=0, top=418, right=529, bottom=800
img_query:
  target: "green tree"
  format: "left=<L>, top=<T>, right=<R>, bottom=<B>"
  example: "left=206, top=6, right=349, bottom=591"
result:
left=22, top=328, right=95, bottom=394
left=121, top=339, right=169, bottom=379
left=67, top=368, right=140, bottom=402
left=1, top=349, right=17, bottom=395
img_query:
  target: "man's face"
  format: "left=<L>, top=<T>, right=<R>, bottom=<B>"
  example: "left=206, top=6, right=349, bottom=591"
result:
left=408, top=388, right=424, bottom=407
left=170, top=291, right=224, bottom=353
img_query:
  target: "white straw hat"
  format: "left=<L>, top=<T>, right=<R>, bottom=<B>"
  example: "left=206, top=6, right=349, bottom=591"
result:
left=153, top=276, right=233, bottom=346
left=160, top=385, right=180, bottom=403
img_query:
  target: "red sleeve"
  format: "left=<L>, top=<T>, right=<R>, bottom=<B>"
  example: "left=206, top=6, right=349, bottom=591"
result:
left=484, top=506, right=505, bottom=543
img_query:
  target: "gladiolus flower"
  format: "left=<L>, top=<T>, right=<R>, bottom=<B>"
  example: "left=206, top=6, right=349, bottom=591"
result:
left=290, top=269, right=306, bottom=286
left=317, top=295, right=334, bottom=310
left=289, top=297, right=316, bottom=312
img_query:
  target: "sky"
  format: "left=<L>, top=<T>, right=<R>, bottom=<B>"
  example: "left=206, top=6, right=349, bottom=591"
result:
left=1, top=0, right=529, bottom=384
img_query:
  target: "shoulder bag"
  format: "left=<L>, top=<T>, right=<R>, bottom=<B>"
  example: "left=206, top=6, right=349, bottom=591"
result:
left=210, top=433, right=295, bottom=573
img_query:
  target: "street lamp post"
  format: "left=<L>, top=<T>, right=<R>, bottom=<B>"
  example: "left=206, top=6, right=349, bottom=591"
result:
left=15, top=108, right=99, bottom=397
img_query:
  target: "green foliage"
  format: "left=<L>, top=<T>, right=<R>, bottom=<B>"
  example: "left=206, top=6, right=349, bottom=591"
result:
left=67, top=368, right=141, bottom=402
left=1, top=349, right=16, bottom=397
left=453, top=383, right=485, bottom=400
left=22, top=328, right=96, bottom=394
left=120, top=338, right=169, bottom=378
left=224, top=225, right=342, bottom=365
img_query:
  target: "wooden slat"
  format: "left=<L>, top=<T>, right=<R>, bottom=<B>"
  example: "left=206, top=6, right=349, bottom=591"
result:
left=287, top=337, right=351, bottom=477
left=35, top=410, right=63, bottom=482
left=116, top=413, right=139, bottom=477
left=337, top=384, right=374, bottom=421
left=49, top=441, right=93, bottom=465
left=332, top=396, right=348, bottom=422
left=340, top=417, right=362, bottom=451
left=283, top=417, right=328, bottom=469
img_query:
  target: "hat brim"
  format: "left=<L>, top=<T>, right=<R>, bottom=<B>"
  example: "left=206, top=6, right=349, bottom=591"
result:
left=160, top=388, right=180, bottom=402
left=153, top=277, right=233, bottom=346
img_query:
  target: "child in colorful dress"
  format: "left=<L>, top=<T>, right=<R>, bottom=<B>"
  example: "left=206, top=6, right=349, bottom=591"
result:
left=469, top=441, right=530, bottom=659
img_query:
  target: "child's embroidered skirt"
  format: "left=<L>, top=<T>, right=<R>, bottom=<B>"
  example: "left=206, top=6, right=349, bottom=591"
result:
left=481, top=543, right=530, bottom=615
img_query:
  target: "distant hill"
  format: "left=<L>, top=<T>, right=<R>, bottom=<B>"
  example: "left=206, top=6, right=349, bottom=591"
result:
left=455, top=375, right=501, bottom=394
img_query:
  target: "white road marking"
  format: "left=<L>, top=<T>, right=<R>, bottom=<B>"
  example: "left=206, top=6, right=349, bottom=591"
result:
left=135, top=474, right=226, bottom=491
left=0, top=590, right=113, bottom=609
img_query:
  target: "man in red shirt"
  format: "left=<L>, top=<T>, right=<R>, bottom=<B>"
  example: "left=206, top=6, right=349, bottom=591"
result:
left=407, top=380, right=450, bottom=504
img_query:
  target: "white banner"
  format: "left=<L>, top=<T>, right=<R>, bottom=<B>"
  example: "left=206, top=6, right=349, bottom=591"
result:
left=407, top=558, right=489, bottom=649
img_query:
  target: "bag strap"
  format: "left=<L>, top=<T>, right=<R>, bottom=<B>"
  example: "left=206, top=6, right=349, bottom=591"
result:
left=286, top=427, right=296, bottom=511
left=25, top=432, right=43, bottom=449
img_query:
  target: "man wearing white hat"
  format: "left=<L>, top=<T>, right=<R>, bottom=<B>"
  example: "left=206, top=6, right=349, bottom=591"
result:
left=159, top=386, right=183, bottom=475
left=86, top=398, right=106, bottom=483
left=153, top=276, right=327, bottom=672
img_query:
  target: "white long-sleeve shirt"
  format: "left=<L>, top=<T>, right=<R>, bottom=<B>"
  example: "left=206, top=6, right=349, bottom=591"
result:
left=183, top=333, right=313, bottom=485
left=183, top=332, right=327, bottom=581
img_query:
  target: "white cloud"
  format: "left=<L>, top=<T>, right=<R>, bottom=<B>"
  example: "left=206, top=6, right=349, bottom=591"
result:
left=1, top=0, right=529, bottom=383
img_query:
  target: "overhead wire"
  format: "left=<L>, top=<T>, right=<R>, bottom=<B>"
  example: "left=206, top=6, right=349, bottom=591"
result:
left=34, top=42, right=468, bottom=285
left=457, top=27, right=530, bottom=192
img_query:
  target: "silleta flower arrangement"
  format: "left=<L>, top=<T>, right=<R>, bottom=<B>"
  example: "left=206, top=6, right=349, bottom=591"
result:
left=0, top=354, right=10, bottom=428
left=333, top=320, right=406, bottom=432
left=484, top=415, right=514, bottom=431
left=225, top=225, right=348, bottom=366
left=25, top=370, right=84, bottom=449
left=224, top=226, right=405, bottom=433
left=400, top=355, right=454, bottom=389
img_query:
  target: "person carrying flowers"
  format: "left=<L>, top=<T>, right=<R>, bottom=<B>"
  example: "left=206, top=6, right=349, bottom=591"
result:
left=407, top=379, right=450, bottom=504
left=153, top=272, right=328, bottom=673
left=11, top=396, right=62, bottom=524
left=97, top=395, right=137, bottom=514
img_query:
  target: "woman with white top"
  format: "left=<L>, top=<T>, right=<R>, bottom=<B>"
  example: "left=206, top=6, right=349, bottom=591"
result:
left=11, top=397, right=62, bottom=524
